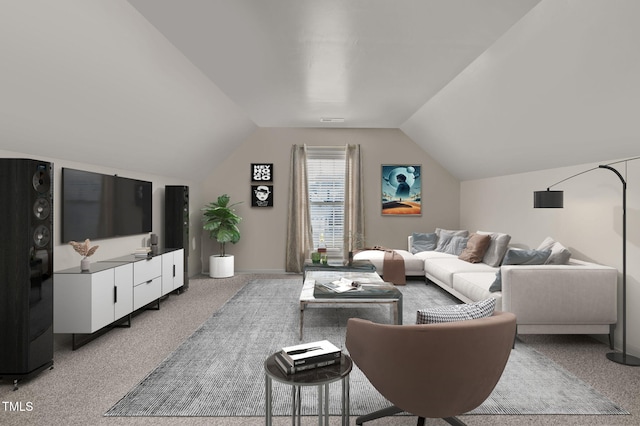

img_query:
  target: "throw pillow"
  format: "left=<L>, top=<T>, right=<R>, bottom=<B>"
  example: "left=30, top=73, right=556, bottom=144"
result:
left=458, top=233, right=492, bottom=263
left=435, top=233, right=469, bottom=255
left=435, top=228, right=469, bottom=238
left=477, top=231, right=512, bottom=267
left=411, top=232, right=438, bottom=253
left=416, top=298, right=496, bottom=324
left=489, top=248, right=552, bottom=292
left=537, top=236, right=572, bottom=265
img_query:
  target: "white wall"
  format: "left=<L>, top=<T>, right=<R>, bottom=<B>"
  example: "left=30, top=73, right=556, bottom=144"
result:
left=200, top=127, right=460, bottom=273
left=0, top=0, right=255, bottom=183
left=402, top=0, right=640, bottom=181
left=0, top=149, right=203, bottom=276
left=461, top=158, right=640, bottom=357
left=0, top=0, right=242, bottom=278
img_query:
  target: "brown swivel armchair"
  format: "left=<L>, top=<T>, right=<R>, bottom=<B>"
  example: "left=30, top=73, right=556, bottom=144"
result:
left=345, top=311, right=516, bottom=425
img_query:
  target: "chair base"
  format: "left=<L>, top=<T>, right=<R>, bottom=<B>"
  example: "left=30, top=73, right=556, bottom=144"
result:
left=443, top=416, right=467, bottom=426
left=355, top=405, right=402, bottom=424
left=355, top=405, right=467, bottom=425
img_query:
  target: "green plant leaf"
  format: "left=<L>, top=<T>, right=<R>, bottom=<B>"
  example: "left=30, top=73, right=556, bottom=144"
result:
left=201, top=194, right=242, bottom=256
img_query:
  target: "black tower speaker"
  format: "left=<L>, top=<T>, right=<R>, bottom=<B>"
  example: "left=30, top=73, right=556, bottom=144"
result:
left=0, top=159, right=54, bottom=389
left=165, top=185, right=189, bottom=289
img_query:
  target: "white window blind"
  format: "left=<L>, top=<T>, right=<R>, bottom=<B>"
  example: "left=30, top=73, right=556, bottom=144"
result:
left=306, top=146, right=346, bottom=256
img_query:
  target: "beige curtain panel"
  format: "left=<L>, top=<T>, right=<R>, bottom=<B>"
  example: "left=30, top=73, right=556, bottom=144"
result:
left=344, top=144, right=365, bottom=255
left=285, top=144, right=313, bottom=272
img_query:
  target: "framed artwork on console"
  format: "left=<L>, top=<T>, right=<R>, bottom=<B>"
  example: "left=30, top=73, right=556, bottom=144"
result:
left=381, top=164, right=421, bottom=216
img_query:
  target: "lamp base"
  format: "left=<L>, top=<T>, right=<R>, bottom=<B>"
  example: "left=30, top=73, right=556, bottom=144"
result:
left=606, top=351, right=640, bottom=366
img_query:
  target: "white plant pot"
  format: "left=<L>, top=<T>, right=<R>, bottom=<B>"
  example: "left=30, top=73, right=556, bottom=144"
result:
left=80, top=258, right=90, bottom=271
left=209, top=255, right=234, bottom=278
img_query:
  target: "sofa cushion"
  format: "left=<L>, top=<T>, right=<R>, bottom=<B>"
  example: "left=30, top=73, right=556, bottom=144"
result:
left=458, top=233, right=492, bottom=263
left=453, top=272, right=503, bottom=311
left=489, top=248, right=552, bottom=292
left=477, top=231, right=512, bottom=267
left=416, top=298, right=496, bottom=324
left=537, top=236, right=572, bottom=264
left=410, top=232, right=438, bottom=253
left=414, top=250, right=457, bottom=262
left=435, top=233, right=469, bottom=255
left=425, top=257, right=498, bottom=288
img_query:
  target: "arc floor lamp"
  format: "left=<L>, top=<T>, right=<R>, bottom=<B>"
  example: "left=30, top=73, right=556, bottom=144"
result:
left=534, top=156, right=640, bottom=366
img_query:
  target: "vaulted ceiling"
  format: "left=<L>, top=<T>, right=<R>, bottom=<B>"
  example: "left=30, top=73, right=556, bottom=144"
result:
left=128, top=0, right=540, bottom=129
left=2, top=1, right=639, bottom=181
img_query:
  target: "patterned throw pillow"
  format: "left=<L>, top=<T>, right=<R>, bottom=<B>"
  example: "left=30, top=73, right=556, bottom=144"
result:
left=416, top=298, right=496, bottom=324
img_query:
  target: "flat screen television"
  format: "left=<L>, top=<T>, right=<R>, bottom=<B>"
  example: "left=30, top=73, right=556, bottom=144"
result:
left=62, top=168, right=152, bottom=242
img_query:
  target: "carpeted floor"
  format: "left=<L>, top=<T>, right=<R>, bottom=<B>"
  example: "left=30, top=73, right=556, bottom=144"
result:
left=105, top=278, right=628, bottom=417
left=1, top=274, right=639, bottom=426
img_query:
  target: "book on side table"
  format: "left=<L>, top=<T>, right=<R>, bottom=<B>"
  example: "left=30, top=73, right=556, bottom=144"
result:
left=276, top=340, right=342, bottom=374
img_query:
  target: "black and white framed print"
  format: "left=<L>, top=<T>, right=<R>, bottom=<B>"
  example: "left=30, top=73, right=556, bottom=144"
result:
left=381, top=164, right=421, bottom=216
left=251, top=185, right=273, bottom=207
left=251, top=163, right=273, bottom=182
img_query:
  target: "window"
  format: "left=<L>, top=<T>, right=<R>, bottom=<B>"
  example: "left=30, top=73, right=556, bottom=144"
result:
left=306, top=146, right=346, bottom=257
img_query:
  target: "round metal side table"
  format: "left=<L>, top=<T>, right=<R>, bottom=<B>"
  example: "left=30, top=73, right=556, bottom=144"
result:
left=264, top=352, right=352, bottom=426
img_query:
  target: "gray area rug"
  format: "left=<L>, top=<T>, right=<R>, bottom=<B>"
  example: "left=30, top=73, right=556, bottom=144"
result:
left=105, top=278, right=628, bottom=417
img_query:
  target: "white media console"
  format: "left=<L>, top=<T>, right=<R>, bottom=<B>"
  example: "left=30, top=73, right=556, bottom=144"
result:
left=53, top=248, right=184, bottom=349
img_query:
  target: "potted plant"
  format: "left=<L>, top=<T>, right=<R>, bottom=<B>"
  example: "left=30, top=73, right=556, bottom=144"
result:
left=202, top=194, right=242, bottom=278
left=69, top=239, right=99, bottom=271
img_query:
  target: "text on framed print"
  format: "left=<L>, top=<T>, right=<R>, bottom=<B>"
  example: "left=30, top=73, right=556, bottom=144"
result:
left=251, top=163, right=273, bottom=182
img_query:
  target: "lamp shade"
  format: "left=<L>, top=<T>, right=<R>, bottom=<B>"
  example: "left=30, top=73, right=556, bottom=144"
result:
left=534, top=190, right=564, bottom=208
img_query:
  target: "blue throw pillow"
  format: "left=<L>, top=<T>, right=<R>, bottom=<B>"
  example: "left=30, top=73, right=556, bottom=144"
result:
left=435, top=233, right=469, bottom=255
left=411, top=232, right=438, bottom=253
left=489, top=249, right=552, bottom=292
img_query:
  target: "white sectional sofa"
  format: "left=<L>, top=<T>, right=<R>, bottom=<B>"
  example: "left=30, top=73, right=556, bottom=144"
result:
left=352, top=248, right=426, bottom=276
left=356, top=232, right=619, bottom=343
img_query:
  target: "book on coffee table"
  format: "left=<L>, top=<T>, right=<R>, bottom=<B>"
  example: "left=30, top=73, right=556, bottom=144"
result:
left=320, top=277, right=362, bottom=293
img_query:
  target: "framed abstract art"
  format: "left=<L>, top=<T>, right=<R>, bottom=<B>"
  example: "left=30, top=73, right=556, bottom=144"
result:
left=381, top=164, right=421, bottom=215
